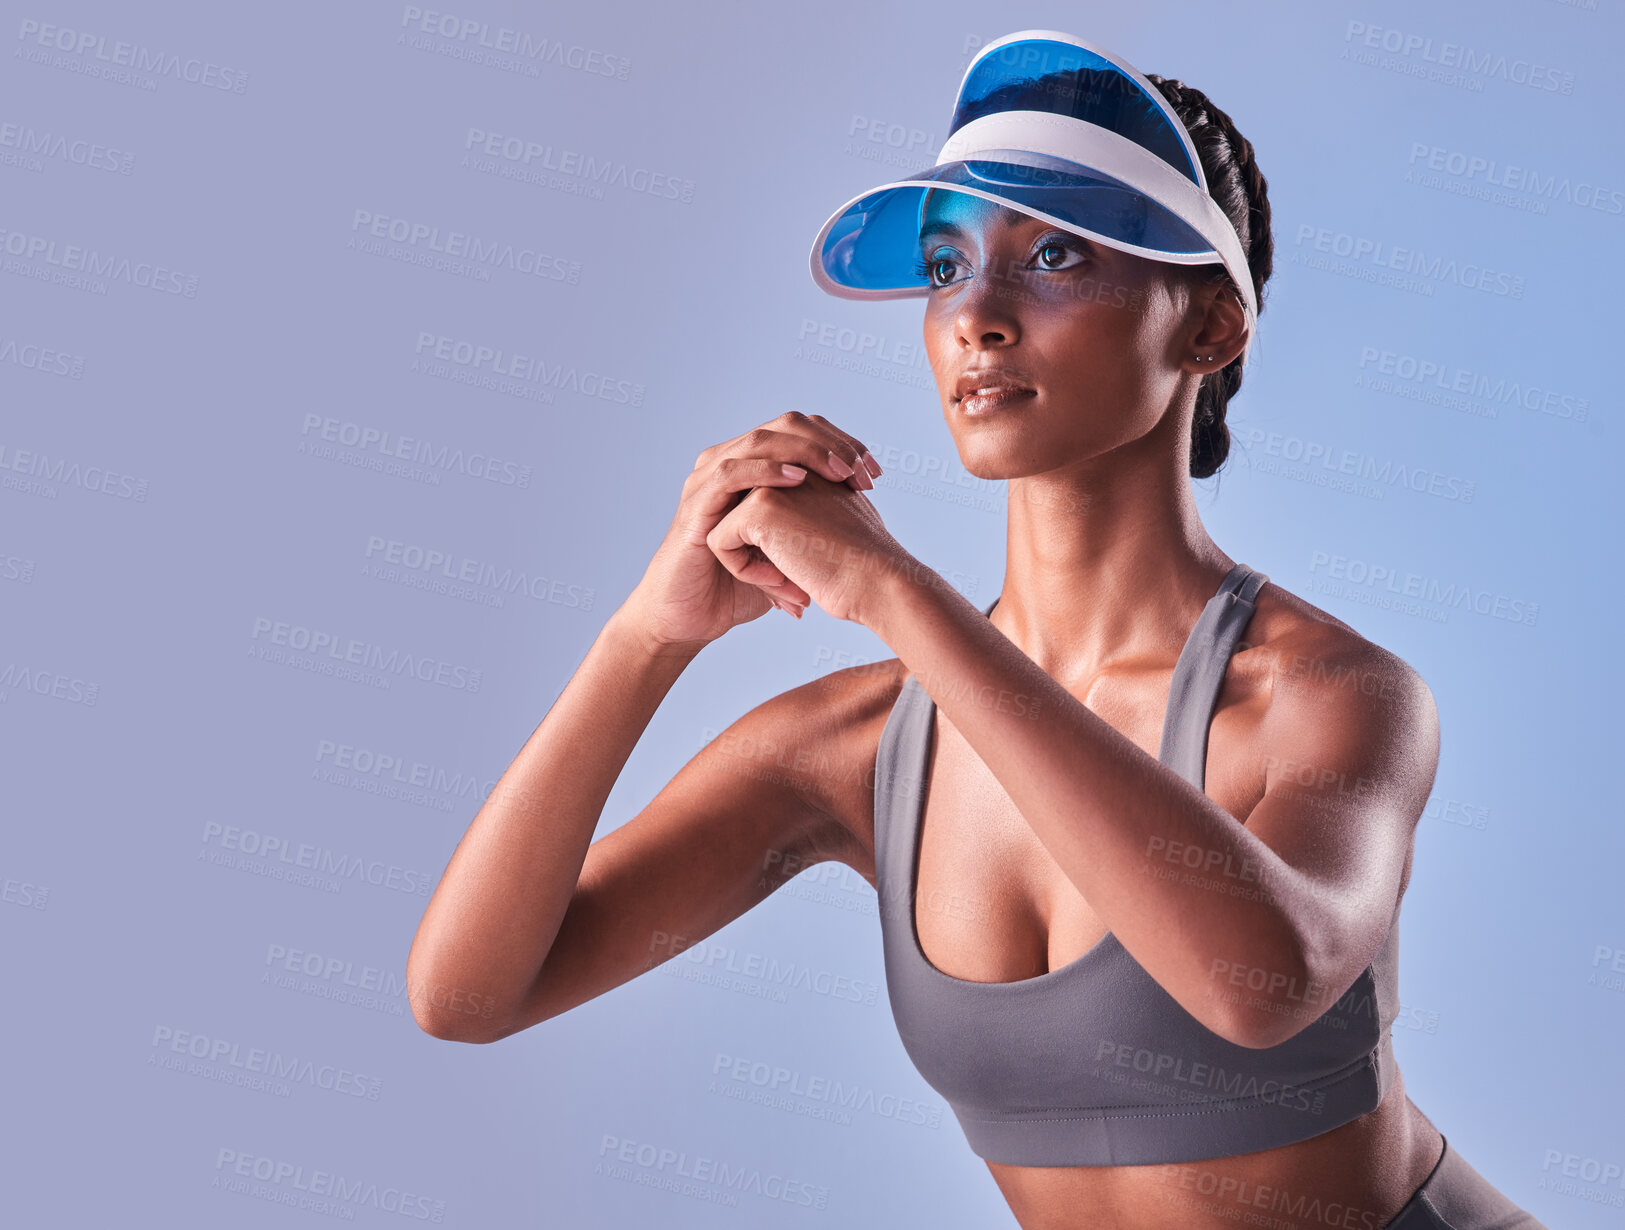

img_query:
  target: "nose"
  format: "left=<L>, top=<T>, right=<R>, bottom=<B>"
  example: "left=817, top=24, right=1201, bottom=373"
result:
left=953, top=264, right=1022, bottom=350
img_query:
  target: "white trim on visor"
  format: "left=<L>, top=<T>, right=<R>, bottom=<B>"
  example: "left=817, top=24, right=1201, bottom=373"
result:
left=937, top=110, right=1257, bottom=332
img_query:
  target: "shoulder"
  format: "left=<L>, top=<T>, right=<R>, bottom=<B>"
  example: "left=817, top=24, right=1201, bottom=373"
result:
left=1241, top=578, right=1436, bottom=715
left=1236, top=577, right=1440, bottom=797
left=739, top=655, right=911, bottom=886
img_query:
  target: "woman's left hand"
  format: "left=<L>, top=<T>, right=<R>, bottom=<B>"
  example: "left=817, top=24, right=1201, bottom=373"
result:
left=706, top=466, right=916, bottom=628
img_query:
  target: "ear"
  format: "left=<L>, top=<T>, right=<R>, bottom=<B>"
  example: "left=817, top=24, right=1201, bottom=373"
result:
left=1179, top=277, right=1250, bottom=374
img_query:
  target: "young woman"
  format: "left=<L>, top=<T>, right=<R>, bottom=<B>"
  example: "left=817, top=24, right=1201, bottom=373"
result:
left=408, top=31, right=1547, bottom=1230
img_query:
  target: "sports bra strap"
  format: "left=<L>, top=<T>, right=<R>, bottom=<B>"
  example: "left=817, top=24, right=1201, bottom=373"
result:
left=976, top=563, right=1268, bottom=791
left=1157, top=562, right=1268, bottom=791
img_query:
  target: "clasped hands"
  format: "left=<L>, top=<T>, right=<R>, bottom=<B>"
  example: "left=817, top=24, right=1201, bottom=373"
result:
left=706, top=419, right=910, bottom=627
left=629, top=411, right=930, bottom=653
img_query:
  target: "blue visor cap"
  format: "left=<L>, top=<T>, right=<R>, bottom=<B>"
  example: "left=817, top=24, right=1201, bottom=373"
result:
left=808, top=32, right=1257, bottom=360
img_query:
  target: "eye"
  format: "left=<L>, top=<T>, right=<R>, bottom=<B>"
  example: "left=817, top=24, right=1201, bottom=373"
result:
left=1033, top=236, right=1086, bottom=270
left=912, top=253, right=960, bottom=287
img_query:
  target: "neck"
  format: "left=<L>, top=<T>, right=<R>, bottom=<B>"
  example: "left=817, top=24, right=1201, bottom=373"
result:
left=990, top=442, right=1231, bottom=684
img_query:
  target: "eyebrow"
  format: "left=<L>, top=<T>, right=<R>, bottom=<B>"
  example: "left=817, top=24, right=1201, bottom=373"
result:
left=917, top=220, right=966, bottom=245
left=917, top=214, right=1042, bottom=247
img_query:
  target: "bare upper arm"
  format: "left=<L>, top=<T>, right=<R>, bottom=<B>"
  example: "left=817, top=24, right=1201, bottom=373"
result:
left=1233, top=629, right=1441, bottom=1045
left=485, top=661, right=898, bottom=1041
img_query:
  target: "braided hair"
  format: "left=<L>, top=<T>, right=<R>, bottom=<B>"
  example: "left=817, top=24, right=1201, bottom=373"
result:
left=1142, top=73, right=1273, bottom=478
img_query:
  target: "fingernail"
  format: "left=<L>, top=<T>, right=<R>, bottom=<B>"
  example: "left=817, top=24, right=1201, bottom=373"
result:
left=861, top=450, right=882, bottom=477
left=780, top=464, right=807, bottom=479
left=827, top=451, right=855, bottom=478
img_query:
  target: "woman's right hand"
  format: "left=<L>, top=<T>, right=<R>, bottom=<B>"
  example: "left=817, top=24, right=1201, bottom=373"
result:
left=625, top=411, right=883, bottom=652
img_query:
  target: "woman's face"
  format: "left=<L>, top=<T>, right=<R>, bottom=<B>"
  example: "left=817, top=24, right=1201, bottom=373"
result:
left=916, top=189, right=1210, bottom=480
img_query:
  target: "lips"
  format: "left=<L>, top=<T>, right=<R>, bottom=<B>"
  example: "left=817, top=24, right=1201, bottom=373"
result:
left=954, top=370, right=1034, bottom=402
left=959, top=388, right=1035, bottom=415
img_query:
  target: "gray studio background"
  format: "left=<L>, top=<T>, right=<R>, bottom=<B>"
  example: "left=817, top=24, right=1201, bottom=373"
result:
left=3, top=0, right=1620, bottom=1226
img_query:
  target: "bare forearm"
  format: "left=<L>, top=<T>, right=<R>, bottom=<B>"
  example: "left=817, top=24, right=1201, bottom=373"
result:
left=407, top=601, right=700, bottom=1036
left=868, top=566, right=1309, bottom=1035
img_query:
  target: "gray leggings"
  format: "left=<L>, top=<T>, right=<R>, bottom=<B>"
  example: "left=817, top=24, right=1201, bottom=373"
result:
left=1388, top=1137, right=1548, bottom=1229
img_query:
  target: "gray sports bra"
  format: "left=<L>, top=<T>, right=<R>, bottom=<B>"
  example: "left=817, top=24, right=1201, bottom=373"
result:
left=871, top=563, right=1402, bottom=1166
